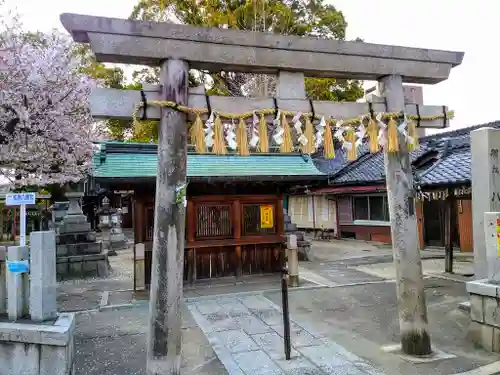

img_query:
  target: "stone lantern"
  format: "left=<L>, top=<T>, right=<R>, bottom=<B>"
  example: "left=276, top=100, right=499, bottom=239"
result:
left=97, top=196, right=114, bottom=229
left=97, top=196, right=127, bottom=254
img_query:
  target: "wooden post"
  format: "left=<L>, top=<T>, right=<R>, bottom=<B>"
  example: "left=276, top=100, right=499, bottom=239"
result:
left=233, top=199, right=242, bottom=278
left=12, top=207, right=17, bottom=242
left=379, top=75, right=431, bottom=356
left=146, top=59, right=189, bottom=375
left=186, top=200, right=196, bottom=285
left=311, top=195, right=316, bottom=238
left=444, top=191, right=454, bottom=273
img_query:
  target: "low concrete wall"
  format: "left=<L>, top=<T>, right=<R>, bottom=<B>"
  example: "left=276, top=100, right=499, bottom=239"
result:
left=0, top=313, right=76, bottom=375
left=467, top=280, right=500, bottom=352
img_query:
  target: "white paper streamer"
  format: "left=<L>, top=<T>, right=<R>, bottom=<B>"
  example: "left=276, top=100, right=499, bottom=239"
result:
left=398, top=114, right=408, bottom=138
left=252, top=112, right=259, bottom=126
left=204, top=111, right=215, bottom=147
left=272, top=110, right=284, bottom=145
left=250, top=129, right=259, bottom=148
left=292, top=112, right=302, bottom=124
left=376, top=113, right=387, bottom=149
left=315, top=116, right=326, bottom=148
left=250, top=112, right=260, bottom=148
left=399, top=113, right=415, bottom=146
left=356, top=118, right=366, bottom=146
left=225, top=119, right=237, bottom=150
left=298, top=134, right=308, bottom=146
left=273, top=127, right=284, bottom=145
left=294, top=119, right=303, bottom=134
left=334, top=120, right=345, bottom=142
left=273, top=110, right=281, bottom=127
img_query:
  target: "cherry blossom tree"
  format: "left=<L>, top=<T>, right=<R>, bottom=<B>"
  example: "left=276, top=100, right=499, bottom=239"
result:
left=0, top=4, right=98, bottom=187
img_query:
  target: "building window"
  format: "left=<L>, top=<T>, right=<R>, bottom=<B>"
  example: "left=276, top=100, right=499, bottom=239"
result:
left=353, top=195, right=389, bottom=222
left=353, top=197, right=369, bottom=220
left=242, top=204, right=276, bottom=236
left=196, top=204, right=232, bottom=239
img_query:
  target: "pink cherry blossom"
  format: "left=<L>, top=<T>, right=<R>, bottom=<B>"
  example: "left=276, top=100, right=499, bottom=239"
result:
left=0, top=4, right=99, bottom=187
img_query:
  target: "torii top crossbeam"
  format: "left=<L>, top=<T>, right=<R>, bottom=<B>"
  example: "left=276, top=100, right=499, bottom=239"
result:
left=60, top=13, right=463, bottom=84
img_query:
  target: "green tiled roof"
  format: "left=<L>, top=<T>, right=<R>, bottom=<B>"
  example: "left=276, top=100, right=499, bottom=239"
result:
left=92, top=142, right=324, bottom=180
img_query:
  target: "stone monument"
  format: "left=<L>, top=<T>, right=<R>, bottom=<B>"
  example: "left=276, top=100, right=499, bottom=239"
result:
left=55, top=186, right=108, bottom=279
left=0, top=231, right=76, bottom=374
left=471, top=127, right=500, bottom=279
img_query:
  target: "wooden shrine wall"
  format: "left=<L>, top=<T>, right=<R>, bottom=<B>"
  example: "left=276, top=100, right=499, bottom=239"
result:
left=134, top=193, right=285, bottom=286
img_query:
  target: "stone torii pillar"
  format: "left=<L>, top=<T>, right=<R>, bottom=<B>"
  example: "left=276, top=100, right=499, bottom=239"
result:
left=146, top=59, right=189, bottom=373
left=379, top=75, right=430, bottom=354
left=59, top=12, right=463, bottom=366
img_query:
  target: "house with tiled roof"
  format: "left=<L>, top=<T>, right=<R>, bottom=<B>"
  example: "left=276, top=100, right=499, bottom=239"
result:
left=307, top=121, right=500, bottom=251
left=89, top=141, right=327, bottom=287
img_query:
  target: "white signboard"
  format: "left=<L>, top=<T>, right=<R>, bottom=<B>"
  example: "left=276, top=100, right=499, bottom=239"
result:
left=5, top=192, right=36, bottom=246
left=5, top=192, right=36, bottom=206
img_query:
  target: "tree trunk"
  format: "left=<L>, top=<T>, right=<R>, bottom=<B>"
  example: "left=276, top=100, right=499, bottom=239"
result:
left=379, top=74, right=431, bottom=355
left=146, top=59, right=189, bottom=375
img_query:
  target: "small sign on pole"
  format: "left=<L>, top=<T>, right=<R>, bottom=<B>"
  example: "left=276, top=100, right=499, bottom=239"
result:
left=5, top=193, right=36, bottom=206
left=260, top=205, right=274, bottom=229
left=7, top=260, right=30, bottom=273
left=5, top=193, right=36, bottom=246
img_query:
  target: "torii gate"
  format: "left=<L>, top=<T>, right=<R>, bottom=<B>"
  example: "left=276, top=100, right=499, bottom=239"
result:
left=60, top=13, right=463, bottom=374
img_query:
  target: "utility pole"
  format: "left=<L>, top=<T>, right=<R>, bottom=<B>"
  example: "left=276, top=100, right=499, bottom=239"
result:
left=379, top=75, right=431, bottom=355
left=146, top=59, right=189, bottom=375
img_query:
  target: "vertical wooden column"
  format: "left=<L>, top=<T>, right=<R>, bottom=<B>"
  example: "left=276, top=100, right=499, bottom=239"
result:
left=276, top=197, right=285, bottom=236
left=276, top=197, right=285, bottom=270
left=147, top=59, right=189, bottom=375
left=186, top=200, right=196, bottom=285
left=233, top=199, right=242, bottom=278
left=444, top=191, right=454, bottom=273
left=311, top=195, right=316, bottom=237
left=134, top=197, right=144, bottom=243
left=416, top=199, right=425, bottom=250
left=378, top=75, right=431, bottom=355
left=11, top=208, right=16, bottom=241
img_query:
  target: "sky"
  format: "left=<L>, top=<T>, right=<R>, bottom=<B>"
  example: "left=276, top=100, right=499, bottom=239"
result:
left=7, top=0, right=500, bottom=131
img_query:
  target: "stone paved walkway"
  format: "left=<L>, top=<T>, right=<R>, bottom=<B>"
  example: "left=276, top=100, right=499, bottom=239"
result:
left=187, top=294, right=386, bottom=375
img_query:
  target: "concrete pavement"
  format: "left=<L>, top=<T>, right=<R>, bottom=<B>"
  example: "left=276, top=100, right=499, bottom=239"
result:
left=188, top=293, right=387, bottom=375
left=61, top=239, right=500, bottom=375
left=74, top=303, right=228, bottom=375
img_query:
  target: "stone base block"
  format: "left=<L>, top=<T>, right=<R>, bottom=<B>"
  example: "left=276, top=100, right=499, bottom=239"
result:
left=56, top=254, right=109, bottom=280
left=57, top=232, right=97, bottom=245
left=109, top=233, right=127, bottom=250
left=0, top=313, right=76, bottom=375
left=135, top=259, right=145, bottom=291
left=288, top=274, right=299, bottom=287
left=57, top=242, right=102, bottom=256
left=109, top=241, right=127, bottom=250
left=466, top=280, right=500, bottom=352
left=58, top=222, right=92, bottom=234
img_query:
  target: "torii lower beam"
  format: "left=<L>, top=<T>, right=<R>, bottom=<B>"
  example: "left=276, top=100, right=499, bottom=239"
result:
left=60, top=13, right=463, bottom=84
left=91, top=87, right=451, bottom=128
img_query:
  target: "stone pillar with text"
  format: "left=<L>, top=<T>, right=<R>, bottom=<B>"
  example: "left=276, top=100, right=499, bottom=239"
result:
left=471, top=127, right=500, bottom=279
